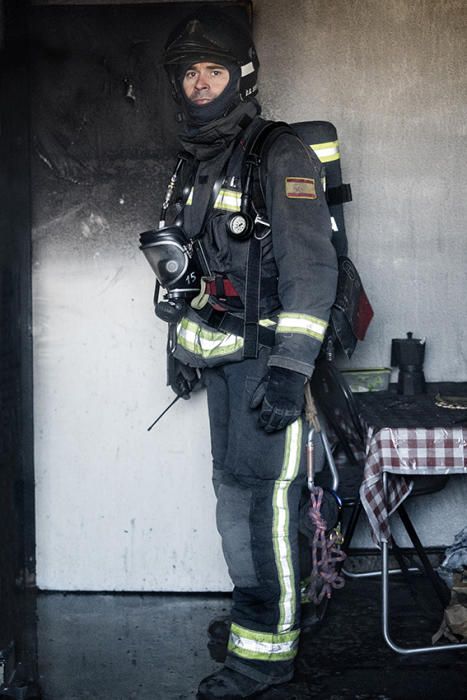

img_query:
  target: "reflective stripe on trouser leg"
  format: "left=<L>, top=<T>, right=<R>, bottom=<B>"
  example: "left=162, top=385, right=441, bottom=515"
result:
left=228, top=623, right=299, bottom=662
left=205, top=356, right=305, bottom=684
left=227, top=419, right=303, bottom=666
left=275, top=418, right=303, bottom=633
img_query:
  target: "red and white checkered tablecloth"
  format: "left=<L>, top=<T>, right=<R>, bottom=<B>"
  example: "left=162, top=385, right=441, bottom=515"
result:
left=359, top=426, right=467, bottom=544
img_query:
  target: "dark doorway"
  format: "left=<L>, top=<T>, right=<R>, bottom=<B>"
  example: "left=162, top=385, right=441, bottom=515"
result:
left=0, top=0, right=37, bottom=692
left=1, top=0, right=250, bottom=694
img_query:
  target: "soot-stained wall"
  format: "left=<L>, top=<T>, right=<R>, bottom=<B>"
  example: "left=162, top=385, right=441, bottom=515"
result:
left=32, top=0, right=466, bottom=591
left=31, top=1, right=247, bottom=591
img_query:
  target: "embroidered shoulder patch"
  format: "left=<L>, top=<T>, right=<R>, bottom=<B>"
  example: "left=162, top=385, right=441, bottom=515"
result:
left=285, top=177, right=317, bottom=200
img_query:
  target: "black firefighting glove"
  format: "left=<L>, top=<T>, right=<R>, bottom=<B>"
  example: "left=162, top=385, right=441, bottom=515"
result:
left=167, top=355, right=200, bottom=399
left=250, top=366, right=306, bottom=433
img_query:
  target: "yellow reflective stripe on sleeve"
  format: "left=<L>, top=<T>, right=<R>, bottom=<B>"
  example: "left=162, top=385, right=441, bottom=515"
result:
left=177, top=317, right=243, bottom=358
left=176, top=317, right=275, bottom=359
left=186, top=188, right=193, bottom=206
left=310, top=140, right=340, bottom=163
left=228, top=623, right=300, bottom=662
left=274, top=419, right=302, bottom=633
left=276, top=313, right=327, bottom=341
left=214, top=187, right=242, bottom=212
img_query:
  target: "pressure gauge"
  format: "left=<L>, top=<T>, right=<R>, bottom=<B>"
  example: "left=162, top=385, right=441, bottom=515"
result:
left=227, top=213, right=253, bottom=240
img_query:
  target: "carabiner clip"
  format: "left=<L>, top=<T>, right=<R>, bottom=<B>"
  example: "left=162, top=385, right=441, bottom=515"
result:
left=253, top=214, right=271, bottom=240
left=306, top=427, right=314, bottom=491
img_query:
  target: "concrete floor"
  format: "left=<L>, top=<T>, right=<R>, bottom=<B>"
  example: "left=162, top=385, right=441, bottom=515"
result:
left=36, top=577, right=467, bottom=700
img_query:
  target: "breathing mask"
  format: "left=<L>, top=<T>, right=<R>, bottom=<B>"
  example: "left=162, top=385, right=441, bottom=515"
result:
left=139, top=225, right=206, bottom=323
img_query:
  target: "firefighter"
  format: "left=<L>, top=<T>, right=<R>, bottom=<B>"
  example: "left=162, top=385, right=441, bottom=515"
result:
left=157, top=7, right=338, bottom=698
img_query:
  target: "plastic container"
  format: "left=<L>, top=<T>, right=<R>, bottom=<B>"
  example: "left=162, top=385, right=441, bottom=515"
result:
left=341, top=368, right=392, bottom=393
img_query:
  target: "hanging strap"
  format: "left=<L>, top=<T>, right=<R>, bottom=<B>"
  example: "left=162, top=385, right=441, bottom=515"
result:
left=159, top=152, right=193, bottom=227
left=243, top=234, right=262, bottom=357
left=326, top=183, right=353, bottom=207
left=196, top=166, right=229, bottom=236
left=240, top=121, right=295, bottom=358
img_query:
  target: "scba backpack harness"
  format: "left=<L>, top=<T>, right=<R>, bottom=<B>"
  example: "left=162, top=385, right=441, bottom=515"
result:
left=139, top=119, right=373, bottom=360
left=193, top=118, right=373, bottom=361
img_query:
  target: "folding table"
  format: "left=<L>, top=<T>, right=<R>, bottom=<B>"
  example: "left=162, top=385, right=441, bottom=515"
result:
left=357, top=386, right=467, bottom=654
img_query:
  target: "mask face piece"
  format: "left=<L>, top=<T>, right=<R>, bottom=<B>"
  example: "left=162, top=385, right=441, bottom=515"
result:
left=139, top=227, right=202, bottom=300
left=141, top=238, right=188, bottom=287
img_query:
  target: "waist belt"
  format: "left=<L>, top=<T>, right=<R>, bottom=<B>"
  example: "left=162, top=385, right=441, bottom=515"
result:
left=205, top=275, right=278, bottom=302
left=205, top=277, right=240, bottom=299
left=195, top=305, right=276, bottom=348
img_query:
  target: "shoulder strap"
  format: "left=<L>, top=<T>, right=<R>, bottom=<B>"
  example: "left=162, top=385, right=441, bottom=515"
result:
left=246, top=120, right=292, bottom=159
left=242, top=121, right=295, bottom=215
left=242, top=121, right=294, bottom=358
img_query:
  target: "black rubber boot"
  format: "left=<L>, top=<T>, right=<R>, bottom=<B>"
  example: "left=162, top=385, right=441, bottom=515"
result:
left=197, top=667, right=288, bottom=699
left=207, top=615, right=231, bottom=663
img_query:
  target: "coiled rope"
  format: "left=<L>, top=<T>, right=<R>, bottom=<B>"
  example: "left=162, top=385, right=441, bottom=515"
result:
left=308, top=485, right=346, bottom=603
left=305, top=382, right=347, bottom=604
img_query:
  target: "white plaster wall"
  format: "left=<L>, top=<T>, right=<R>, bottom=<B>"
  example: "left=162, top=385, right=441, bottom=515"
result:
left=34, top=0, right=467, bottom=591
left=34, top=253, right=232, bottom=591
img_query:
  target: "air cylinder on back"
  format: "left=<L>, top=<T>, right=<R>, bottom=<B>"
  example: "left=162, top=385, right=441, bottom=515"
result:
left=292, top=121, right=351, bottom=258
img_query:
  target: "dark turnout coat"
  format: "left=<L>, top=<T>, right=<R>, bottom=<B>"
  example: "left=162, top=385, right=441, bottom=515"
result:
left=171, top=110, right=338, bottom=377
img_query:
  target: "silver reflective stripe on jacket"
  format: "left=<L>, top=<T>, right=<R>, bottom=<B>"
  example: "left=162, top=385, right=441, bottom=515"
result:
left=276, top=312, right=327, bottom=342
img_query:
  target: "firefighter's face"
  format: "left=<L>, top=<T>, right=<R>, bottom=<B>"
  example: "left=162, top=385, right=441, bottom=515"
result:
left=182, top=62, right=230, bottom=106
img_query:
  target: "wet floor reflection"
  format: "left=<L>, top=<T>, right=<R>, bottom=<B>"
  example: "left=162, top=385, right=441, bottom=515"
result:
left=36, top=578, right=466, bottom=699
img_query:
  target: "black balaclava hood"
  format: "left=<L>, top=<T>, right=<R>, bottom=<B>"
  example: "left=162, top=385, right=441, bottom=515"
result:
left=177, top=98, right=260, bottom=160
left=177, top=61, right=241, bottom=127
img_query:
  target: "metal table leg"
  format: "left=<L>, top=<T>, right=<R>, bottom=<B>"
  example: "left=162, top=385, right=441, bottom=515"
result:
left=381, top=471, right=467, bottom=654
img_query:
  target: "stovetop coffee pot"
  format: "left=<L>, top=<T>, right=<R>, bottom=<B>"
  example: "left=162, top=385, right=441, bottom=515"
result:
left=391, top=332, right=426, bottom=395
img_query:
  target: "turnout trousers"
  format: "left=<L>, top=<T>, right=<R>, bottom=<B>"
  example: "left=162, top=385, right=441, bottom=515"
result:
left=204, top=348, right=308, bottom=684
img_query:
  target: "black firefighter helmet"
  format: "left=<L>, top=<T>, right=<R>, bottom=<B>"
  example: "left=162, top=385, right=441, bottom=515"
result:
left=163, top=6, right=259, bottom=102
